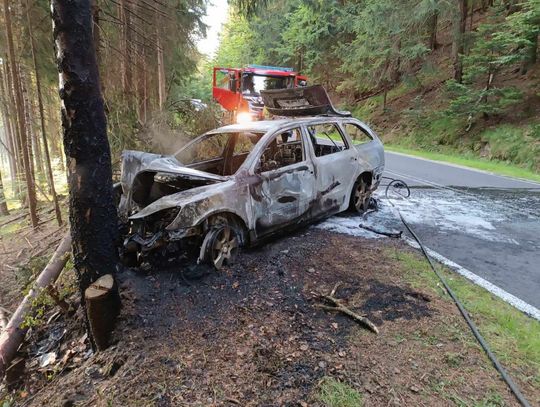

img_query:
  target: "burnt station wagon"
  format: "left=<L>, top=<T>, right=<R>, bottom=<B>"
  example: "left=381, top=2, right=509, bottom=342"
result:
left=116, top=86, right=385, bottom=269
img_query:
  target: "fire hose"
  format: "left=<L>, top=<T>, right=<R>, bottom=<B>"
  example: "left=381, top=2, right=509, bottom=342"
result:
left=376, top=176, right=531, bottom=407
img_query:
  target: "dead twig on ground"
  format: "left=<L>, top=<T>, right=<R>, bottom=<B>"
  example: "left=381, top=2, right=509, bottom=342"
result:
left=0, top=234, right=72, bottom=380
left=313, top=282, right=379, bottom=334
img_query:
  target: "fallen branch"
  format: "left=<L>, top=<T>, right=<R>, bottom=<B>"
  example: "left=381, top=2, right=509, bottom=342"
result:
left=0, top=233, right=72, bottom=380
left=314, top=283, right=379, bottom=334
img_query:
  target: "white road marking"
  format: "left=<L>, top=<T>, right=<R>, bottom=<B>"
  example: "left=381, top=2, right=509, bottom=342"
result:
left=403, top=237, right=540, bottom=321
left=385, top=169, right=477, bottom=197
left=386, top=151, right=540, bottom=187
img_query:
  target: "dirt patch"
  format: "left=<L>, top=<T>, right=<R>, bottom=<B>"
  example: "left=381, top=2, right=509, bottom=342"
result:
left=1, top=228, right=535, bottom=406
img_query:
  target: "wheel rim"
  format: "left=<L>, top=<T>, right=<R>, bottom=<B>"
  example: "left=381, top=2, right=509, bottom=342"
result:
left=354, top=180, right=370, bottom=212
left=210, top=225, right=239, bottom=269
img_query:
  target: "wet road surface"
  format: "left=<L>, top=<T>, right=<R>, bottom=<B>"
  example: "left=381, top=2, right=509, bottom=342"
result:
left=383, top=152, right=540, bottom=309
left=318, top=152, right=540, bottom=312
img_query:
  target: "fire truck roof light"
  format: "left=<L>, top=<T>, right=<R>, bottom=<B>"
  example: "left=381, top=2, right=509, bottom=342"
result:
left=247, top=65, right=293, bottom=72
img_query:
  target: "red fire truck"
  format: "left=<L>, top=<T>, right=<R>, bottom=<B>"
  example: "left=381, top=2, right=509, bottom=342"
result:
left=212, top=65, right=308, bottom=123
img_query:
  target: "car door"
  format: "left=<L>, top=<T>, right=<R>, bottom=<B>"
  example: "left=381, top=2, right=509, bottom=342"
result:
left=305, top=121, right=358, bottom=216
left=340, top=121, right=384, bottom=173
left=249, top=127, right=316, bottom=237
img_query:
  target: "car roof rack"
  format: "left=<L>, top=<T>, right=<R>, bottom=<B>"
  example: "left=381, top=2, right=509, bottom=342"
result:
left=260, top=85, right=351, bottom=117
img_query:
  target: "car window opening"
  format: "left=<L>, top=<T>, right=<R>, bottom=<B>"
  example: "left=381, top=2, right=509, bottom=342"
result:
left=242, top=74, right=295, bottom=95
left=344, top=123, right=373, bottom=145
left=175, top=131, right=264, bottom=176
left=259, top=128, right=304, bottom=173
left=307, top=123, right=348, bottom=157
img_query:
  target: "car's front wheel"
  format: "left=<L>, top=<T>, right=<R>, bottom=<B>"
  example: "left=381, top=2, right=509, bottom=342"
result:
left=199, top=223, right=239, bottom=270
left=349, top=177, right=371, bottom=213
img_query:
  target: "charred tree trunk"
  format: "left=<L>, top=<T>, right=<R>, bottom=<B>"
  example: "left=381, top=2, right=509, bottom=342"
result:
left=51, top=0, right=119, bottom=296
left=85, top=274, right=120, bottom=350
left=91, top=0, right=101, bottom=71
left=26, top=0, right=63, bottom=226
left=452, top=0, right=468, bottom=83
left=3, top=0, right=39, bottom=227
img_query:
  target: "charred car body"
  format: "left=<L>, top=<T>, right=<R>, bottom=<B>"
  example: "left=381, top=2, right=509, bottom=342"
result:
left=117, top=86, right=385, bottom=269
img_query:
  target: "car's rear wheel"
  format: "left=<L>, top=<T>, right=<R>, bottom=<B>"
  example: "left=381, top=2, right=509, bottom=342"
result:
left=349, top=177, right=371, bottom=213
left=200, top=224, right=239, bottom=270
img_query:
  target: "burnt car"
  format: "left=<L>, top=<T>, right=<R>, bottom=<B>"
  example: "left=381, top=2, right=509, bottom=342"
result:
left=117, top=86, right=385, bottom=269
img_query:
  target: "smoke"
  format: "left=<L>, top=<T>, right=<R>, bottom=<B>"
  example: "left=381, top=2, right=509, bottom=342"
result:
left=138, top=112, right=193, bottom=156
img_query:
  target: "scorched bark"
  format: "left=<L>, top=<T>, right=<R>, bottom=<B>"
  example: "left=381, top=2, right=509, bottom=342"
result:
left=51, top=0, right=118, bottom=293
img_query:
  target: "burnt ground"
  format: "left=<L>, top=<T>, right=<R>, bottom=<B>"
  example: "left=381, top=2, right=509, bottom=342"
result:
left=3, top=227, right=536, bottom=407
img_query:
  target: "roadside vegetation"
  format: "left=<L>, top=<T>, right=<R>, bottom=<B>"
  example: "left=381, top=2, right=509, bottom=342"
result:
left=216, top=0, right=540, bottom=176
left=391, top=248, right=540, bottom=386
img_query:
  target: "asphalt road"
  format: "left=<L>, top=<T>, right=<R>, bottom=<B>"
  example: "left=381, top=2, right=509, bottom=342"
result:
left=381, top=151, right=540, bottom=310
left=384, top=151, right=540, bottom=189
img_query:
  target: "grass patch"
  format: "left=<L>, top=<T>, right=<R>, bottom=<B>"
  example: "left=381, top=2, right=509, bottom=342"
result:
left=388, top=249, right=540, bottom=383
left=385, top=145, right=540, bottom=182
left=318, top=377, right=363, bottom=407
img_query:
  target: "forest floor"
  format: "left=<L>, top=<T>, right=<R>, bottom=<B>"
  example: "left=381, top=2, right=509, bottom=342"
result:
left=0, top=200, right=69, bottom=310
left=1, top=208, right=539, bottom=407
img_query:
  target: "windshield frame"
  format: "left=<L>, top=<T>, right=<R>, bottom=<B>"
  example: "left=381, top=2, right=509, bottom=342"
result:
left=241, top=73, right=294, bottom=95
left=173, top=130, right=265, bottom=174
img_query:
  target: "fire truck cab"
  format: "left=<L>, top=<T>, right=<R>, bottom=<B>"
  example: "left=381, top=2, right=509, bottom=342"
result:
left=212, top=65, right=307, bottom=123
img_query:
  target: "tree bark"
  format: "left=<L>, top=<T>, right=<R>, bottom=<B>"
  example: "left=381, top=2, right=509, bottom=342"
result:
left=3, top=0, right=39, bottom=227
left=428, top=10, right=438, bottom=51
left=120, top=0, right=133, bottom=102
left=0, top=168, right=9, bottom=215
left=26, top=0, right=63, bottom=226
left=90, top=0, right=101, bottom=72
left=51, top=0, right=119, bottom=296
left=452, top=0, right=468, bottom=83
left=22, top=75, right=44, bottom=178
left=0, top=234, right=71, bottom=380
left=85, top=274, right=120, bottom=350
left=0, top=63, right=18, bottom=187
left=156, top=26, right=166, bottom=109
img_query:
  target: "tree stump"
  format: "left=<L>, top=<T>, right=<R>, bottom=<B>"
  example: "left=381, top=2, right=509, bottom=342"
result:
left=85, top=274, right=121, bottom=351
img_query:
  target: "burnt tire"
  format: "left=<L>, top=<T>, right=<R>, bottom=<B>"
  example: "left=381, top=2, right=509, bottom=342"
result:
left=120, top=250, right=140, bottom=268
left=349, top=177, right=372, bottom=213
left=199, top=224, right=239, bottom=270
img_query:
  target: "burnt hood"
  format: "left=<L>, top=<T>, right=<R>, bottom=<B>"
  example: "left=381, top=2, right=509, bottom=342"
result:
left=260, top=85, right=351, bottom=117
left=121, top=150, right=227, bottom=186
